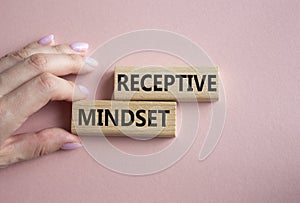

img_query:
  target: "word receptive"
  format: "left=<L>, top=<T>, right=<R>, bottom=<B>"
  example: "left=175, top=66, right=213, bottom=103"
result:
left=114, top=66, right=219, bottom=102
left=71, top=100, right=176, bottom=137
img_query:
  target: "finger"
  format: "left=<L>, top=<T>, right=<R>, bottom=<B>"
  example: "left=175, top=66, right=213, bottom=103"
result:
left=0, top=35, right=89, bottom=73
left=0, top=53, right=96, bottom=96
left=0, top=128, right=81, bottom=168
left=0, top=73, right=89, bottom=139
left=0, top=43, right=88, bottom=73
left=0, top=34, right=55, bottom=73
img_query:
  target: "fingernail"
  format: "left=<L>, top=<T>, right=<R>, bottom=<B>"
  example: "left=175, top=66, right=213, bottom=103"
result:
left=38, top=34, right=54, bottom=45
left=78, top=85, right=89, bottom=95
left=61, top=143, right=82, bottom=150
left=70, top=42, right=89, bottom=52
left=84, top=56, right=98, bottom=67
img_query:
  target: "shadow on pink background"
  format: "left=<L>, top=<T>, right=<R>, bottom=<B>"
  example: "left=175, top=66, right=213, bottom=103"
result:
left=0, top=0, right=299, bottom=202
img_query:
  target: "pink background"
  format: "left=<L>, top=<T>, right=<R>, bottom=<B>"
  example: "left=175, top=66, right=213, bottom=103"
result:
left=0, top=0, right=299, bottom=202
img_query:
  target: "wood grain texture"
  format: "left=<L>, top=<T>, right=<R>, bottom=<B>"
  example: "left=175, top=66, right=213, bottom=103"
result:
left=114, top=66, right=219, bottom=102
left=71, top=100, right=176, bottom=137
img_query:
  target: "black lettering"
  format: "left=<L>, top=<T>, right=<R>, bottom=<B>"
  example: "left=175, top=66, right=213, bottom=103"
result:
left=194, top=75, right=206, bottom=91
left=97, top=109, right=103, bottom=126
left=175, top=75, right=186, bottom=91
left=121, top=110, right=134, bottom=126
left=117, top=74, right=129, bottom=91
left=158, top=110, right=170, bottom=127
left=105, top=109, right=118, bottom=126
left=131, top=74, right=139, bottom=91
left=136, top=110, right=146, bottom=127
left=164, top=75, right=175, bottom=91
left=187, top=75, right=194, bottom=91
left=208, top=75, right=217, bottom=91
left=153, top=75, right=163, bottom=91
left=148, top=110, right=157, bottom=127
left=141, top=74, right=152, bottom=91
left=79, top=109, right=95, bottom=126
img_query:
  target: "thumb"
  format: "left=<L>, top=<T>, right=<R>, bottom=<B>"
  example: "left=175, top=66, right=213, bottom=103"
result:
left=0, top=128, right=81, bottom=168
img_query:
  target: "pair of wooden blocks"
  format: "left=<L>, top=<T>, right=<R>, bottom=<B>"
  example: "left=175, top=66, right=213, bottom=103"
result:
left=72, top=66, right=219, bottom=137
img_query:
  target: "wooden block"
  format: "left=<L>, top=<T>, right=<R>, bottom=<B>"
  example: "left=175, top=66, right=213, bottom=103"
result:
left=71, top=100, right=176, bottom=137
left=114, top=66, right=219, bottom=102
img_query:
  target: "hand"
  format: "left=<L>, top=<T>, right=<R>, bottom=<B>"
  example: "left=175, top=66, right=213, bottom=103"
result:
left=0, top=34, right=97, bottom=168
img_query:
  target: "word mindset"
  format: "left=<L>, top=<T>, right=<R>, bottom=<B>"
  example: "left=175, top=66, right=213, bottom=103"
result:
left=72, top=100, right=176, bottom=137
left=78, top=109, right=170, bottom=127
left=114, top=66, right=219, bottom=101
